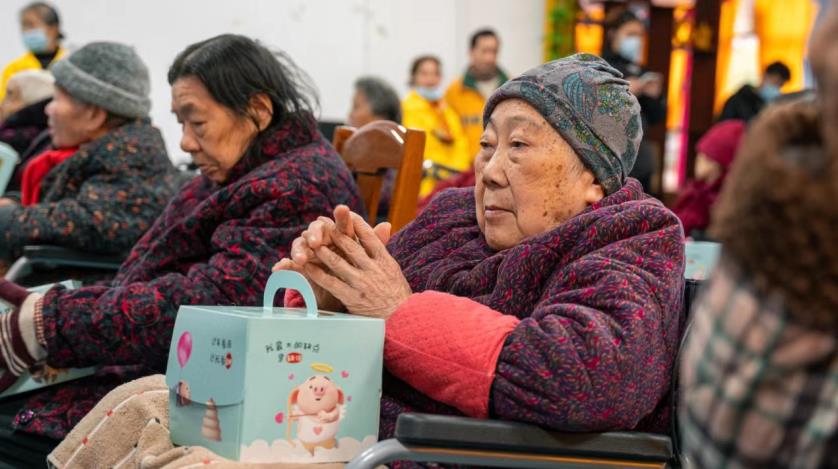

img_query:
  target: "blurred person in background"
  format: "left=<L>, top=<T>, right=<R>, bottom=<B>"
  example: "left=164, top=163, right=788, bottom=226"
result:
left=672, top=119, right=746, bottom=239
left=445, top=28, right=509, bottom=160
left=719, top=61, right=791, bottom=123
left=347, top=76, right=401, bottom=128
left=680, top=2, right=838, bottom=466
left=602, top=9, right=665, bottom=195
left=402, top=55, right=469, bottom=196
left=1, top=2, right=66, bottom=100
left=0, top=70, right=54, bottom=173
left=347, top=76, right=401, bottom=220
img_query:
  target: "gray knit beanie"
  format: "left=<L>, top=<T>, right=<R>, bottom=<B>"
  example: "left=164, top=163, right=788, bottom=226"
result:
left=51, top=41, right=151, bottom=118
left=483, top=53, right=642, bottom=195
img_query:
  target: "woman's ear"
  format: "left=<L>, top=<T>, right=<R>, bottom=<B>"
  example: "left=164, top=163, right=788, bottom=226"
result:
left=85, top=106, right=109, bottom=133
left=582, top=169, right=605, bottom=205
left=249, top=93, right=274, bottom=132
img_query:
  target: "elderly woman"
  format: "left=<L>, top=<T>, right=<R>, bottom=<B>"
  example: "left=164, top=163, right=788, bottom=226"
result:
left=49, top=54, right=684, bottom=469
left=0, top=41, right=178, bottom=264
left=285, top=53, right=685, bottom=435
left=0, top=70, right=53, bottom=156
left=0, top=34, right=362, bottom=463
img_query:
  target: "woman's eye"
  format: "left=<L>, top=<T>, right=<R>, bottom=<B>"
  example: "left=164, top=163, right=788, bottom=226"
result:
left=479, top=141, right=493, bottom=150
left=510, top=140, right=527, bottom=148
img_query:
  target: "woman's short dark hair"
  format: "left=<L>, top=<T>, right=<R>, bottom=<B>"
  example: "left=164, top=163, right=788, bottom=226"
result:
left=20, top=2, right=63, bottom=39
left=409, top=55, right=441, bottom=86
left=168, top=34, right=318, bottom=137
left=354, top=76, right=401, bottom=123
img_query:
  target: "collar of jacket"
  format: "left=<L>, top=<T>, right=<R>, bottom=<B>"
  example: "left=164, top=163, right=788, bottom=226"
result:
left=462, top=67, right=509, bottom=92
left=221, top=113, right=320, bottom=186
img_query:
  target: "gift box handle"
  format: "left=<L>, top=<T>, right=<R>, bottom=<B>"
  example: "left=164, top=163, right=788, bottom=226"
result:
left=262, top=270, right=318, bottom=317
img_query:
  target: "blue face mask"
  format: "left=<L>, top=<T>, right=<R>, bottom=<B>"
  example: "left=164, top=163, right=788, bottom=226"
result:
left=617, top=36, right=643, bottom=63
left=759, top=84, right=782, bottom=102
left=22, top=28, right=49, bottom=53
left=416, top=86, right=444, bottom=102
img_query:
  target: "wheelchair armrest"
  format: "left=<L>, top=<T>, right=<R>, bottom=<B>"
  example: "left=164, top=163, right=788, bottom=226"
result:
left=21, top=245, right=125, bottom=270
left=395, top=413, right=673, bottom=462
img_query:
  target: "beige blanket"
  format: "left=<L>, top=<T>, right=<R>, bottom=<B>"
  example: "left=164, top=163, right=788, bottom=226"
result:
left=49, top=374, right=345, bottom=469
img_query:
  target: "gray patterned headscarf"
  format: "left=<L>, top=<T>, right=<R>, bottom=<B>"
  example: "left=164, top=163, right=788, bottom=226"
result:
left=483, top=53, right=642, bottom=195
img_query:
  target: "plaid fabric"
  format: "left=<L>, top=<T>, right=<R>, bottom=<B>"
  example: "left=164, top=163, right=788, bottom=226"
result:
left=680, top=262, right=838, bottom=469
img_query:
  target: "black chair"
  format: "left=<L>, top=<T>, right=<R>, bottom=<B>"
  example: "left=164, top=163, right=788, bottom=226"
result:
left=347, top=279, right=705, bottom=469
left=4, top=244, right=126, bottom=285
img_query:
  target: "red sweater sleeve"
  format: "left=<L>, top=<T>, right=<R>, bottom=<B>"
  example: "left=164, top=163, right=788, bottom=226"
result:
left=384, top=291, right=520, bottom=418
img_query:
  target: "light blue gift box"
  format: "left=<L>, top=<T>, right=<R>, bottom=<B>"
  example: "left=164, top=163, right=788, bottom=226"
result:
left=166, top=271, right=384, bottom=463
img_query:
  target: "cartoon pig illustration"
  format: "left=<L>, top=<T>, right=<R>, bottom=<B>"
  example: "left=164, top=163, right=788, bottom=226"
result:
left=287, top=375, right=345, bottom=454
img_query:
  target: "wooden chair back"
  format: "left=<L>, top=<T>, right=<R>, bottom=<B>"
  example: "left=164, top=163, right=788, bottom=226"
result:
left=333, top=120, right=425, bottom=232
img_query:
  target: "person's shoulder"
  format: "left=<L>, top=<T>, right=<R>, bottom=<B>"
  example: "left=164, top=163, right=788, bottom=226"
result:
left=246, top=136, right=348, bottom=190
left=402, top=91, right=427, bottom=111
left=3, top=52, right=36, bottom=70
left=445, top=77, right=467, bottom=95
left=593, top=180, right=682, bottom=232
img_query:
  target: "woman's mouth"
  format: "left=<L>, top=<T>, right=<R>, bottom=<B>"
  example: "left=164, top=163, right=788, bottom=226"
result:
left=484, top=205, right=512, bottom=220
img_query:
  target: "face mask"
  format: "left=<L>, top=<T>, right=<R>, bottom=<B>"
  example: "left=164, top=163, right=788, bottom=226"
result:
left=617, top=36, right=643, bottom=63
left=759, top=84, right=782, bottom=102
left=416, top=86, right=444, bottom=102
left=22, top=28, right=49, bottom=53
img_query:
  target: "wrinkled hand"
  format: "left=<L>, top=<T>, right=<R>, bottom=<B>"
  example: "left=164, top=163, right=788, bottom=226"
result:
left=273, top=205, right=358, bottom=311
left=275, top=206, right=411, bottom=319
left=305, top=211, right=411, bottom=319
left=274, top=205, right=391, bottom=312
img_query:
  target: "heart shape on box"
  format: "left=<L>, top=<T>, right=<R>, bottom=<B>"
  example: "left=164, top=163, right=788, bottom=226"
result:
left=313, top=426, right=323, bottom=436
left=274, top=412, right=284, bottom=424
left=341, top=370, right=349, bottom=378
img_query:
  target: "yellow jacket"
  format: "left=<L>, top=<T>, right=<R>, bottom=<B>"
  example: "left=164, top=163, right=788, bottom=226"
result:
left=402, top=90, right=471, bottom=196
left=0, top=47, right=67, bottom=100
left=444, top=68, right=508, bottom=159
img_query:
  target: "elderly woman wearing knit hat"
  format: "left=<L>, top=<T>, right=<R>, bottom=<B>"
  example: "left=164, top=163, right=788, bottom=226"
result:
left=0, top=41, right=177, bottom=263
left=42, top=54, right=684, bottom=468
left=281, top=53, right=686, bottom=434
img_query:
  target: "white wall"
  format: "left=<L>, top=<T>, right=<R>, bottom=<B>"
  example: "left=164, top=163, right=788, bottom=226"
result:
left=0, top=0, right=544, bottom=164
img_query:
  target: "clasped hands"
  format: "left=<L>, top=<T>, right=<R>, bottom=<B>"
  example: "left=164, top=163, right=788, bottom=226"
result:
left=273, top=205, right=412, bottom=320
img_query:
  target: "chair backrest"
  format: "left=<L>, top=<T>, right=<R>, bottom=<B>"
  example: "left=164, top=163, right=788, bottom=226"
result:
left=333, top=121, right=426, bottom=232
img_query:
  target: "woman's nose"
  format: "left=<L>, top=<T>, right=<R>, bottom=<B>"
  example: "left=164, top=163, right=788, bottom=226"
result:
left=180, top=130, right=200, bottom=154
left=481, top=149, right=508, bottom=188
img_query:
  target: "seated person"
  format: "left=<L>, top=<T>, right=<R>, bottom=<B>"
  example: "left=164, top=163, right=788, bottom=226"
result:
left=0, top=34, right=363, bottom=449
left=673, top=119, right=746, bottom=238
left=681, top=5, right=838, bottom=465
left=718, top=61, right=791, bottom=123
left=347, top=76, right=402, bottom=220
left=402, top=55, right=470, bottom=196
left=0, top=70, right=54, bottom=160
left=50, top=54, right=685, bottom=468
left=0, top=42, right=179, bottom=266
left=347, top=76, right=401, bottom=128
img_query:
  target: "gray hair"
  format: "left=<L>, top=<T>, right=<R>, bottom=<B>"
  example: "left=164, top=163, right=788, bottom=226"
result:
left=354, top=76, right=401, bottom=123
left=8, top=70, right=55, bottom=106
